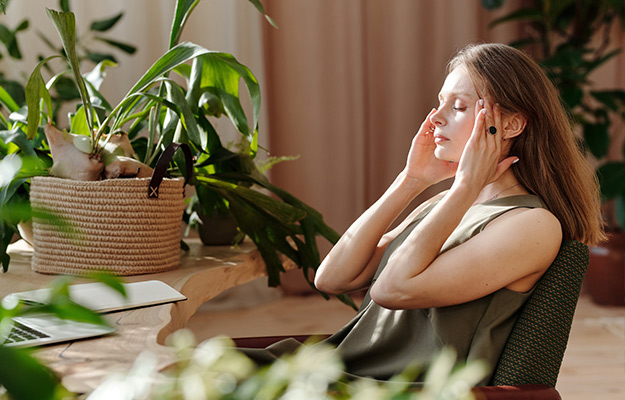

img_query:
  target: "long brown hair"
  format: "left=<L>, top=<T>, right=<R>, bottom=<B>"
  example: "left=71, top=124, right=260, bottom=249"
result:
left=449, top=43, right=605, bottom=245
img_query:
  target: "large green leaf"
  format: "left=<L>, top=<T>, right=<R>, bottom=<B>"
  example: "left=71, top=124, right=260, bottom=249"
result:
left=25, top=57, right=55, bottom=140
left=0, top=345, right=62, bottom=400
left=116, top=42, right=211, bottom=115
left=164, top=80, right=205, bottom=150
left=195, top=52, right=261, bottom=145
left=45, top=9, right=92, bottom=132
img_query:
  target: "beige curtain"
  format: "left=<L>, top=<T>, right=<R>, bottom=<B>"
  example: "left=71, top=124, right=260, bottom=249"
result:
left=260, top=0, right=528, bottom=238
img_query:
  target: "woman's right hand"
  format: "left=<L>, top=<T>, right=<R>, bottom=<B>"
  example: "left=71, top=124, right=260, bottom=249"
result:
left=403, top=108, right=458, bottom=186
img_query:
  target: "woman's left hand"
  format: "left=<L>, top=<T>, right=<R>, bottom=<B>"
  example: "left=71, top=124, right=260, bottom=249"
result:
left=453, top=99, right=518, bottom=192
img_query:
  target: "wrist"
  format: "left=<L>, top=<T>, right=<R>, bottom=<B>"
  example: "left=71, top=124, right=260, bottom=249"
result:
left=395, top=170, right=429, bottom=195
left=448, top=178, right=480, bottom=203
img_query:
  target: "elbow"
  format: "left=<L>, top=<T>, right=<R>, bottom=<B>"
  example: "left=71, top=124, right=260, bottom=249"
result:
left=370, top=278, right=432, bottom=310
left=369, top=280, right=404, bottom=310
left=313, top=273, right=343, bottom=295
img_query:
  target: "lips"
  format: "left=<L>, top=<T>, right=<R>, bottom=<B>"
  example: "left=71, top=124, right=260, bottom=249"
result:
left=433, top=134, right=449, bottom=144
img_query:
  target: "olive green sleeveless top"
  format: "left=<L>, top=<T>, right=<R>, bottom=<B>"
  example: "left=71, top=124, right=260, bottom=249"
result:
left=243, top=194, right=546, bottom=385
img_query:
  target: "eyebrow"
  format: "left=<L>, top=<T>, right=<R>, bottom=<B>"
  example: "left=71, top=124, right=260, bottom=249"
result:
left=438, top=91, right=474, bottom=99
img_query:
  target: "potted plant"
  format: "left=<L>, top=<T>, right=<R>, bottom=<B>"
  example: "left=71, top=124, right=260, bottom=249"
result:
left=482, top=0, right=625, bottom=305
left=0, top=1, right=353, bottom=306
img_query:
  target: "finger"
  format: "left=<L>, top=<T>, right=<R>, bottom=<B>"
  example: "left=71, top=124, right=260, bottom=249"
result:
left=419, top=108, right=437, bottom=136
left=484, top=98, right=495, bottom=137
left=492, top=102, right=503, bottom=151
left=492, top=156, right=520, bottom=182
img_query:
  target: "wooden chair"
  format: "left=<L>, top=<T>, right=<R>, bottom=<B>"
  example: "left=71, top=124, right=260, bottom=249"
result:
left=235, top=240, right=589, bottom=400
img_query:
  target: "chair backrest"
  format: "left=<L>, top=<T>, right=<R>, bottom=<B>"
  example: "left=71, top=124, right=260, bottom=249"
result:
left=489, top=240, right=589, bottom=387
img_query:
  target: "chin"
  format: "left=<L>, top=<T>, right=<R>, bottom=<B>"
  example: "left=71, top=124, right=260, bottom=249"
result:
left=434, top=146, right=458, bottom=162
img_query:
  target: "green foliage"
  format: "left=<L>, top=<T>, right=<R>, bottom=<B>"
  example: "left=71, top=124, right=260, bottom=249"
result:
left=87, top=331, right=488, bottom=400
left=0, top=273, right=126, bottom=399
left=3, top=0, right=344, bottom=307
left=483, top=0, right=625, bottom=229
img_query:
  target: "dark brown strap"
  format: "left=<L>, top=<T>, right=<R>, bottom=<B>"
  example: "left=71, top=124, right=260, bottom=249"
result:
left=148, top=143, right=193, bottom=199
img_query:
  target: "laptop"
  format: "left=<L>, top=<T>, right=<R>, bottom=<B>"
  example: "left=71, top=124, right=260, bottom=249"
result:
left=1, top=280, right=187, bottom=348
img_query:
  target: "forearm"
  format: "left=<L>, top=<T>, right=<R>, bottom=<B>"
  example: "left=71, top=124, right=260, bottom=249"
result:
left=372, top=182, right=478, bottom=299
left=314, top=171, right=428, bottom=293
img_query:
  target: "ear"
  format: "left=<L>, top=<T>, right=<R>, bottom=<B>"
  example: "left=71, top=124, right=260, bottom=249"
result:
left=502, top=113, right=526, bottom=139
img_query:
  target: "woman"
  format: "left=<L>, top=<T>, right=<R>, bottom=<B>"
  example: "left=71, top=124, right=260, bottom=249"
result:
left=246, top=43, right=605, bottom=385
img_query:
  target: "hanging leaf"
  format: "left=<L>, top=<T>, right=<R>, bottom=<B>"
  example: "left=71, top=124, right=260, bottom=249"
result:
left=94, top=37, right=136, bottom=54
left=195, top=52, right=261, bottom=143
left=90, top=12, right=123, bottom=32
left=25, top=57, right=56, bottom=139
left=246, top=0, right=278, bottom=28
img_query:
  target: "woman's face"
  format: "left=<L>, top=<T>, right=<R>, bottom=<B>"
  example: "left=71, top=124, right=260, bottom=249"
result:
left=430, top=66, right=480, bottom=162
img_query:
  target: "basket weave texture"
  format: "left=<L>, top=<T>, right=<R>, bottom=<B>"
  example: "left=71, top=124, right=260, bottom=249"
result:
left=30, top=176, right=185, bottom=276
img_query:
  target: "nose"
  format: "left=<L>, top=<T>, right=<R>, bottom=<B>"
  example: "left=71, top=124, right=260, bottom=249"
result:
left=430, top=108, right=445, bottom=127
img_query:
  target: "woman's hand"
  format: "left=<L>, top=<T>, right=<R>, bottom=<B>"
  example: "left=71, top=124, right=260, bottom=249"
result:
left=453, top=99, right=518, bottom=192
left=403, top=109, right=458, bottom=186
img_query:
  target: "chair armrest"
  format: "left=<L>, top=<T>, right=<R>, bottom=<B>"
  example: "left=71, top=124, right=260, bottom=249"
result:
left=472, top=384, right=561, bottom=400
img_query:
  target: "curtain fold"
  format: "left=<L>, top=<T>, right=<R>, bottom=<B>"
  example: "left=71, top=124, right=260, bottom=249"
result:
left=261, top=0, right=527, bottom=234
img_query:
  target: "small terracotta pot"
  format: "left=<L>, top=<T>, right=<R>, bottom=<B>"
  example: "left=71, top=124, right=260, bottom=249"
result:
left=586, top=232, right=625, bottom=306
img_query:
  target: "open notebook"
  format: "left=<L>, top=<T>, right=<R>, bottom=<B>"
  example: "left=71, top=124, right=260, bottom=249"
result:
left=1, top=280, right=187, bottom=348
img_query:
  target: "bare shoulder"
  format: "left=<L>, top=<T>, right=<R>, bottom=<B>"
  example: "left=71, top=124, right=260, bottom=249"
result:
left=486, top=206, right=563, bottom=271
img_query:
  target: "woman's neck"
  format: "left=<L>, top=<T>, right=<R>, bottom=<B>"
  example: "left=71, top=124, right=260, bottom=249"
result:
left=473, top=171, right=527, bottom=204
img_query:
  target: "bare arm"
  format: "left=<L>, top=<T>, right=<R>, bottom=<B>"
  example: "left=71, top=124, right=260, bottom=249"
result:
left=314, top=109, right=457, bottom=294
left=370, top=100, right=562, bottom=309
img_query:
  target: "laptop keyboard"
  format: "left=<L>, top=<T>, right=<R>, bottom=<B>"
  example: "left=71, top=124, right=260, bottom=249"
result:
left=3, top=321, right=49, bottom=344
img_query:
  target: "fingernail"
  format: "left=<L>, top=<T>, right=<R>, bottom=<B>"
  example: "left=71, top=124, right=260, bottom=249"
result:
left=512, top=158, right=520, bottom=164
left=481, top=109, right=486, bottom=115
left=478, top=99, right=484, bottom=106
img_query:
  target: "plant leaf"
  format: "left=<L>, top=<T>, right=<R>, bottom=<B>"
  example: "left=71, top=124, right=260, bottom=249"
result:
left=0, top=85, right=20, bottom=113
left=25, top=57, right=56, bottom=139
left=196, top=52, right=261, bottom=142
left=246, top=0, right=278, bottom=28
left=615, top=194, right=625, bottom=231
left=45, top=8, right=93, bottom=132
left=164, top=80, right=206, bottom=150
left=169, top=0, right=200, bottom=49
left=94, top=36, right=137, bottom=54
left=90, top=12, right=123, bottom=32
left=597, top=162, right=625, bottom=200
left=0, top=345, right=61, bottom=400
left=583, top=123, right=610, bottom=159
left=488, top=7, right=543, bottom=28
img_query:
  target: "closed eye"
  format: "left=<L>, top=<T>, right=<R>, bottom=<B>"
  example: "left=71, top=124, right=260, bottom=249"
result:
left=452, top=106, right=466, bottom=111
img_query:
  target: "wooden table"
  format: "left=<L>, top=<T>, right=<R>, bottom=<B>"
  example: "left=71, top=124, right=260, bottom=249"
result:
left=3, top=238, right=290, bottom=394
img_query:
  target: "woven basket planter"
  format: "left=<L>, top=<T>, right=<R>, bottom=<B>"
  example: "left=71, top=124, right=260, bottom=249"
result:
left=29, top=176, right=186, bottom=276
